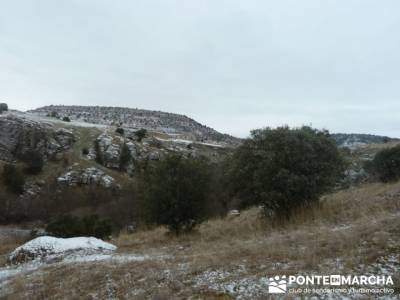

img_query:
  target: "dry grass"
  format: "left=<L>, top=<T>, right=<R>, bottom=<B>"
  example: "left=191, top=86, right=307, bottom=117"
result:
left=113, top=181, right=400, bottom=293
left=2, top=181, right=400, bottom=299
left=117, top=180, right=400, bottom=248
left=0, top=232, right=30, bottom=266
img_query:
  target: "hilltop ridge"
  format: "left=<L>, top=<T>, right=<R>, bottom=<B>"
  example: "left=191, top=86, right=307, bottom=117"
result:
left=29, top=105, right=241, bottom=145
left=331, top=133, right=398, bottom=148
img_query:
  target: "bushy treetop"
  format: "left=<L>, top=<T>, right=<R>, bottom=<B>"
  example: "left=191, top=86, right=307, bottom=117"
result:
left=137, top=154, right=211, bottom=234
left=227, top=126, right=345, bottom=219
left=367, top=145, right=400, bottom=182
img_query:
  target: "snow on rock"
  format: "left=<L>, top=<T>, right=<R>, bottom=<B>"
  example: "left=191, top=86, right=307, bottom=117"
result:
left=54, top=128, right=75, bottom=149
left=29, top=105, right=241, bottom=145
left=9, top=236, right=117, bottom=264
left=57, top=166, right=115, bottom=188
left=0, top=113, right=75, bottom=162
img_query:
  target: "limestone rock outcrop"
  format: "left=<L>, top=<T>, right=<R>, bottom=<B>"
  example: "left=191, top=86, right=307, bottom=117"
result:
left=0, top=114, right=75, bottom=162
left=57, top=166, right=115, bottom=188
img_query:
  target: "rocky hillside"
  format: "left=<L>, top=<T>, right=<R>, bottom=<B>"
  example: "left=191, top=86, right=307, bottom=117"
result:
left=0, top=110, right=233, bottom=208
left=29, top=105, right=241, bottom=145
left=331, top=133, right=397, bottom=148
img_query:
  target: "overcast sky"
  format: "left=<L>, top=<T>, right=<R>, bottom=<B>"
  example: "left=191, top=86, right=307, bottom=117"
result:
left=1, top=1, right=399, bottom=138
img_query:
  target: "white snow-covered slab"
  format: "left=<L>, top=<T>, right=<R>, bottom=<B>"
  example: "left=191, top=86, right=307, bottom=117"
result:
left=9, top=236, right=117, bottom=263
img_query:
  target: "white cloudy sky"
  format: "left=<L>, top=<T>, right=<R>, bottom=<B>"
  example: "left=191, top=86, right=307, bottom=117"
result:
left=1, top=0, right=399, bottom=137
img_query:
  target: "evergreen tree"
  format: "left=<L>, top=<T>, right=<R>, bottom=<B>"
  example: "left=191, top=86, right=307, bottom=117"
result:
left=119, top=143, right=131, bottom=171
left=2, top=164, right=25, bottom=194
left=137, top=155, right=211, bottom=235
left=367, top=145, right=400, bottom=182
left=228, top=126, right=345, bottom=220
left=135, top=129, right=147, bottom=142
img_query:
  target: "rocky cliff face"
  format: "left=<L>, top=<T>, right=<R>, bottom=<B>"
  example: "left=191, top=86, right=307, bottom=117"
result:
left=0, top=113, right=75, bottom=161
left=29, top=105, right=241, bottom=145
left=90, top=133, right=174, bottom=174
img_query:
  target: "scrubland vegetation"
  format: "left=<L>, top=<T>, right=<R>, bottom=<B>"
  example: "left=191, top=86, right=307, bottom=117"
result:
left=0, top=126, right=347, bottom=235
left=1, top=179, right=399, bottom=299
left=1, top=125, right=399, bottom=298
left=1, top=125, right=398, bottom=235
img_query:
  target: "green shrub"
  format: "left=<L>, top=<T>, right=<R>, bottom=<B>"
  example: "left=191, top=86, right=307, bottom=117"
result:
left=47, top=215, right=112, bottom=239
left=49, top=111, right=59, bottom=118
left=21, top=150, right=44, bottom=174
left=228, top=126, right=345, bottom=220
left=134, top=128, right=147, bottom=142
left=62, top=116, right=71, bottom=122
left=2, top=164, right=25, bottom=194
left=82, top=147, right=89, bottom=155
left=93, top=218, right=113, bottom=238
left=115, top=127, right=124, bottom=135
left=137, top=154, right=211, bottom=235
left=46, top=215, right=83, bottom=238
left=367, top=145, right=400, bottom=182
left=81, top=215, right=113, bottom=238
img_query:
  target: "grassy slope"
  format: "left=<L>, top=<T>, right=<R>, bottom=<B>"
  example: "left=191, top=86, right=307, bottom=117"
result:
left=1, top=181, right=399, bottom=299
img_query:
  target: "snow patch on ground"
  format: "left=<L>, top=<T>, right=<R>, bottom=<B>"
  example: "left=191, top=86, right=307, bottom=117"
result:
left=192, top=254, right=400, bottom=299
left=193, top=268, right=269, bottom=299
left=0, top=260, right=43, bottom=291
left=23, top=113, right=109, bottom=129
left=330, top=224, right=352, bottom=232
left=0, top=248, right=151, bottom=297
left=0, top=236, right=158, bottom=293
left=156, top=137, right=224, bottom=148
left=63, top=253, right=149, bottom=264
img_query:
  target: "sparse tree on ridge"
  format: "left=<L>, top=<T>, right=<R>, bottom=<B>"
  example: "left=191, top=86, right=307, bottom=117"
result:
left=135, top=128, right=147, bottom=142
left=0, top=103, right=8, bottom=114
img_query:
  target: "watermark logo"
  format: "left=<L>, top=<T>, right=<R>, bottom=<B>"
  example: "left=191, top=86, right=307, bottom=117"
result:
left=267, top=274, right=394, bottom=295
left=268, top=275, right=287, bottom=293
left=330, top=275, right=341, bottom=286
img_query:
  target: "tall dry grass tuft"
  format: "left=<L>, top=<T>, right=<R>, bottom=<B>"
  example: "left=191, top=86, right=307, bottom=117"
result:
left=0, top=234, right=29, bottom=266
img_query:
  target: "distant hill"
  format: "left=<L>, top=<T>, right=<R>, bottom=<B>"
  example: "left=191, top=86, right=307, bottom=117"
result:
left=331, top=133, right=397, bottom=148
left=29, top=105, right=241, bottom=145
left=26, top=106, right=400, bottom=149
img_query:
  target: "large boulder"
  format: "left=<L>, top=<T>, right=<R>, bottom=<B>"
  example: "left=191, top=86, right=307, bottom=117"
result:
left=103, top=143, right=121, bottom=168
left=95, top=134, right=120, bottom=168
left=9, top=236, right=116, bottom=264
left=54, top=128, right=75, bottom=149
